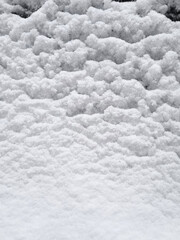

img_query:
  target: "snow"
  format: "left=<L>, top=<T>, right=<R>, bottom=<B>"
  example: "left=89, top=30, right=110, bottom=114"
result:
left=136, top=0, right=180, bottom=16
left=0, top=0, right=180, bottom=239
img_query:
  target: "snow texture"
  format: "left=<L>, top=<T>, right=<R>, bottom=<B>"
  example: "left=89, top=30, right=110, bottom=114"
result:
left=0, top=0, right=180, bottom=239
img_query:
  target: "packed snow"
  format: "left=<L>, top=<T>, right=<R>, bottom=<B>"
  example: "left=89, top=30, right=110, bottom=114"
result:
left=0, top=0, right=180, bottom=239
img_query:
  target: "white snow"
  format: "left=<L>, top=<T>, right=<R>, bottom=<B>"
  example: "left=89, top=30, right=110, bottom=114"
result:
left=0, top=0, right=180, bottom=239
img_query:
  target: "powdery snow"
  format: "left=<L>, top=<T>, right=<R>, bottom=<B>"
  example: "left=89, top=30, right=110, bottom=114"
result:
left=0, top=0, right=180, bottom=239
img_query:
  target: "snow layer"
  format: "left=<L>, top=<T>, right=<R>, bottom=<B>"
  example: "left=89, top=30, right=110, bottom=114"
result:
left=0, top=0, right=180, bottom=239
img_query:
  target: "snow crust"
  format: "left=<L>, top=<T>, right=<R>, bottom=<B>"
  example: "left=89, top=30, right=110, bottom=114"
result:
left=0, top=0, right=180, bottom=239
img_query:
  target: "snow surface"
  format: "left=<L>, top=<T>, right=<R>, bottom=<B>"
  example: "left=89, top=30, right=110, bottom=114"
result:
left=0, top=0, right=180, bottom=239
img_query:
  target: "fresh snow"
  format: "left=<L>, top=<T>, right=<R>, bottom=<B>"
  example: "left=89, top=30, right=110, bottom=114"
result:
left=0, top=0, right=180, bottom=239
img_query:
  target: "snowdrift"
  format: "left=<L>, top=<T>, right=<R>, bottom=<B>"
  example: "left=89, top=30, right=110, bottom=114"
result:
left=0, top=0, right=180, bottom=239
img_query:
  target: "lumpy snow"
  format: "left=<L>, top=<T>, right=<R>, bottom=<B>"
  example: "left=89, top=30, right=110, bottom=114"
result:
left=0, top=0, right=180, bottom=239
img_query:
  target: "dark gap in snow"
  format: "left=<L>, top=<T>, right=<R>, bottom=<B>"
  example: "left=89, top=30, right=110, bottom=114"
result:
left=165, top=6, right=180, bottom=22
left=10, top=1, right=41, bottom=18
left=11, top=7, right=32, bottom=18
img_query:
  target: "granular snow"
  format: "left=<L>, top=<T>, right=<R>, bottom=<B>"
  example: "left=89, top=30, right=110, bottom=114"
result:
left=0, top=0, right=180, bottom=239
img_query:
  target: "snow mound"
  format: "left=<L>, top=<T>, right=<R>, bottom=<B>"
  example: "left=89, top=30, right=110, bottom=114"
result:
left=0, top=0, right=180, bottom=239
